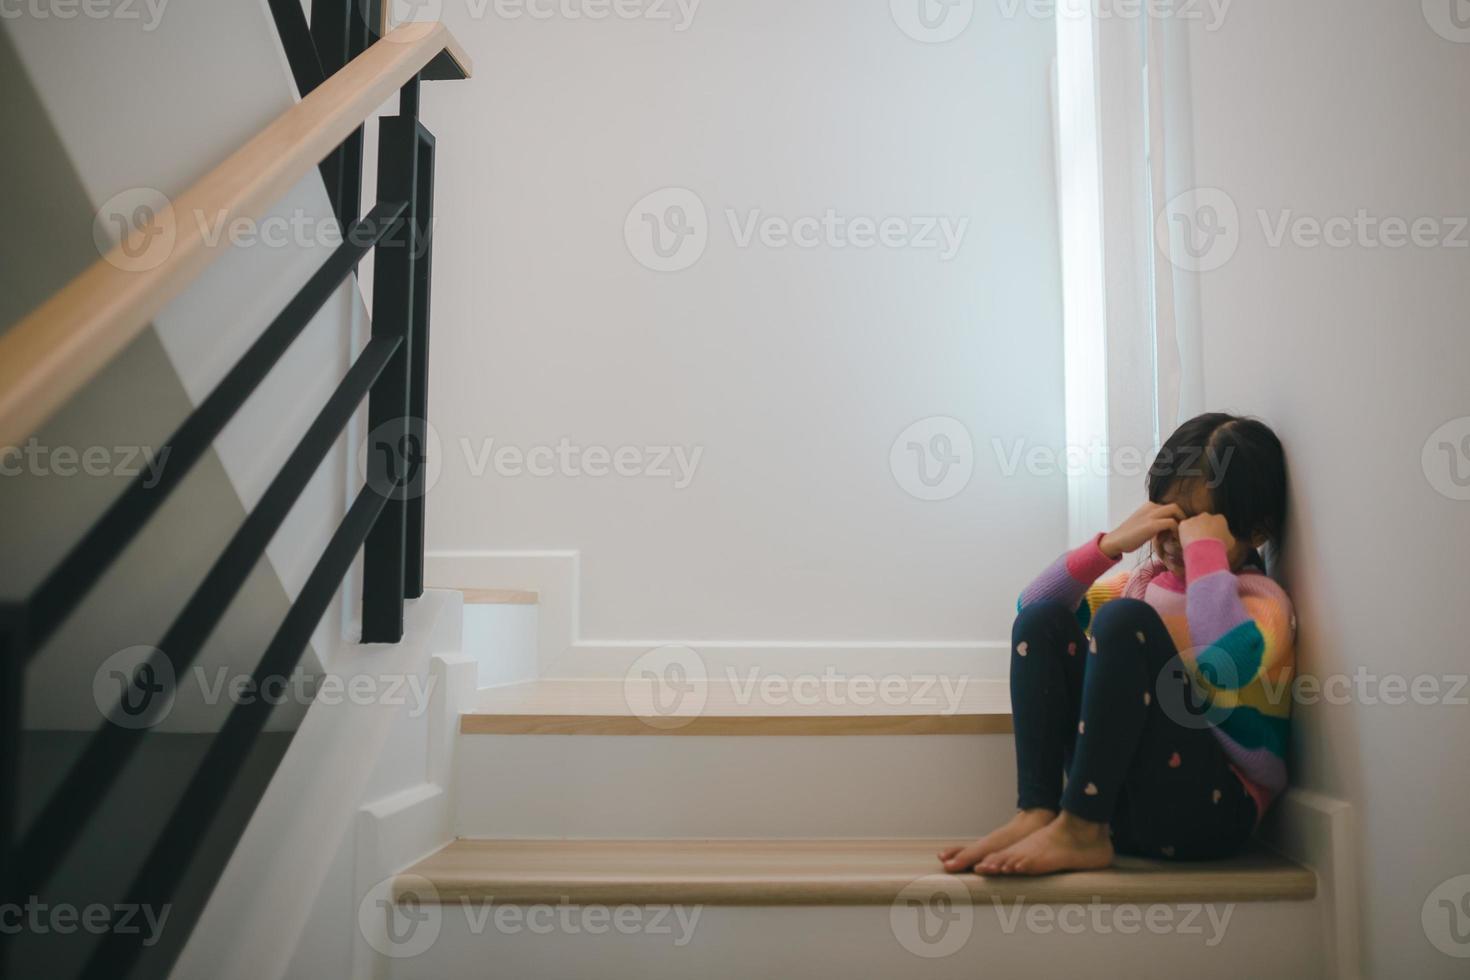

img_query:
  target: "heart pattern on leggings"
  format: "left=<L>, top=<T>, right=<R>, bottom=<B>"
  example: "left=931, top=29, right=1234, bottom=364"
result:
left=1016, top=641, right=1028, bottom=657
left=1083, top=782, right=1099, bottom=796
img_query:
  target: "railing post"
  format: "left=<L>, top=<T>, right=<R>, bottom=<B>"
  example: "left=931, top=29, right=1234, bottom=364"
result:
left=404, top=119, right=436, bottom=600
left=0, top=603, right=25, bottom=977
left=361, top=82, right=421, bottom=644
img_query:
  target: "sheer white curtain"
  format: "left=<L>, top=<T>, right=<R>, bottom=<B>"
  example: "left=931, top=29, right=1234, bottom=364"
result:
left=1052, top=1, right=1201, bottom=540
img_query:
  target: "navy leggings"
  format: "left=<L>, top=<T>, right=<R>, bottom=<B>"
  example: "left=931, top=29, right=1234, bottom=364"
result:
left=1011, top=598, right=1257, bottom=860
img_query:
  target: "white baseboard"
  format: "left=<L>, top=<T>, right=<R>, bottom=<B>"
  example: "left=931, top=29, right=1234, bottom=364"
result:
left=424, top=549, right=1011, bottom=680
left=1260, top=787, right=1358, bottom=980
left=349, top=647, right=477, bottom=978
left=427, top=651, right=476, bottom=788
left=173, top=590, right=462, bottom=980
left=353, top=783, right=454, bottom=980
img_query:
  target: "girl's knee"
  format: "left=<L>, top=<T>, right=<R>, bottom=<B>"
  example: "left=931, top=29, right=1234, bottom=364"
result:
left=1012, top=599, right=1077, bottom=641
left=1090, top=598, right=1162, bottom=649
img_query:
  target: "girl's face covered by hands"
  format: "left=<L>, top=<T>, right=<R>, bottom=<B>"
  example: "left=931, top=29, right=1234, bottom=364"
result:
left=1152, top=482, right=1252, bottom=577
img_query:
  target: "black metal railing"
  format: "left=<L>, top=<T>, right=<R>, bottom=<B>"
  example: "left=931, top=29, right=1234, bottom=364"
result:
left=0, top=22, right=458, bottom=980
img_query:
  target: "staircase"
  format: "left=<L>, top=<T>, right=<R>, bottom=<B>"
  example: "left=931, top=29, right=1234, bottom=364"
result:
left=3, top=8, right=1346, bottom=975
left=362, top=590, right=1326, bottom=979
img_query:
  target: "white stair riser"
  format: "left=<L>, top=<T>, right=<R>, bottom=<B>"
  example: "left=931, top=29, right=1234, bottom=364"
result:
left=463, top=605, right=539, bottom=688
left=385, top=900, right=1322, bottom=980
left=454, top=733, right=1017, bottom=838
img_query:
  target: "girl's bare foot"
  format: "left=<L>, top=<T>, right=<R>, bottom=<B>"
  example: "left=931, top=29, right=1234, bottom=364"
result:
left=938, top=808, right=1056, bottom=873
left=976, top=811, right=1114, bottom=876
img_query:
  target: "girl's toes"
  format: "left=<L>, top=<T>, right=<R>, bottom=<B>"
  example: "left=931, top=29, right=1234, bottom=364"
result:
left=949, top=843, right=988, bottom=871
left=986, top=851, right=1015, bottom=874
left=938, top=845, right=961, bottom=861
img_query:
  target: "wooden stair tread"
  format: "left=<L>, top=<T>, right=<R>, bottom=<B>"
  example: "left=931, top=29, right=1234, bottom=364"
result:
left=460, top=679, right=1013, bottom=735
left=398, top=839, right=1316, bottom=906
left=460, top=588, right=539, bottom=605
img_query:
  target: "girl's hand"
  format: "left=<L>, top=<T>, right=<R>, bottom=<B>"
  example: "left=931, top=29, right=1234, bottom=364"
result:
left=1099, top=502, right=1186, bottom=558
left=1178, top=512, right=1236, bottom=551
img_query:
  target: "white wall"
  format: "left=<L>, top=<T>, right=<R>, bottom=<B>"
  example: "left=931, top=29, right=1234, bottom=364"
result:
left=1181, top=3, right=1470, bottom=975
left=421, top=0, right=1068, bottom=646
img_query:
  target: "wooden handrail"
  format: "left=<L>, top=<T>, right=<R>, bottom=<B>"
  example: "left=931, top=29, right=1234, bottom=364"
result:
left=0, top=21, right=471, bottom=452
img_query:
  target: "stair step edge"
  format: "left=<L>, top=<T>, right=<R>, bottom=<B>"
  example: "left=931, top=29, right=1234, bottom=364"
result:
left=395, top=840, right=1316, bottom=906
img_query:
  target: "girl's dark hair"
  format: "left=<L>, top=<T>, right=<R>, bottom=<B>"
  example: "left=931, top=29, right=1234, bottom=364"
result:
left=1147, top=413, right=1288, bottom=544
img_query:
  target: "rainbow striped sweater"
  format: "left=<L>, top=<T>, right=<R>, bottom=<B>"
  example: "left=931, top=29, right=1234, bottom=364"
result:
left=1019, top=533, right=1296, bottom=816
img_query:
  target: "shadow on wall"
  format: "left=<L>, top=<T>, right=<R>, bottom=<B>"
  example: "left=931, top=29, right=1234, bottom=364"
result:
left=0, top=28, right=323, bottom=980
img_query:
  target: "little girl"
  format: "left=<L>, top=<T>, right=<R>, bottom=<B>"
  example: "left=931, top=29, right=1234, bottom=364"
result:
left=941, top=413, right=1294, bottom=875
